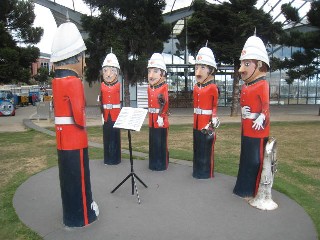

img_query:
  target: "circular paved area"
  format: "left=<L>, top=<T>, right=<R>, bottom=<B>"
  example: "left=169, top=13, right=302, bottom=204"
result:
left=14, top=159, right=317, bottom=240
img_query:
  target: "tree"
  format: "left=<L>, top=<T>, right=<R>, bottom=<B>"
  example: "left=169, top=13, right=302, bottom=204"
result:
left=0, top=0, right=43, bottom=84
left=34, top=66, right=50, bottom=83
left=82, top=0, right=171, bottom=106
left=178, top=0, right=283, bottom=116
left=273, top=1, right=320, bottom=85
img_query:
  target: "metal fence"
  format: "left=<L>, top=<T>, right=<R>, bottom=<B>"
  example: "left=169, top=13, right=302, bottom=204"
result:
left=163, top=64, right=320, bottom=107
left=269, top=70, right=320, bottom=105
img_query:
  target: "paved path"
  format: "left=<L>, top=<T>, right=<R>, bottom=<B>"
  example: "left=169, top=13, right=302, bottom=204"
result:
left=14, top=159, right=318, bottom=240
left=0, top=105, right=38, bottom=132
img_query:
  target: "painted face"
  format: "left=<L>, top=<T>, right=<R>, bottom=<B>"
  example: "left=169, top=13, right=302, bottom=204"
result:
left=195, top=64, right=212, bottom=83
left=102, top=66, right=118, bottom=83
left=238, top=60, right=260, bottom=83
left=148, top=67, right=163, bottom=86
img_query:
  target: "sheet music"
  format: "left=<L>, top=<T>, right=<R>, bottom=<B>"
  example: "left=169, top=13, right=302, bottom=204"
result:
left=113, top=107, right=148, bottom=131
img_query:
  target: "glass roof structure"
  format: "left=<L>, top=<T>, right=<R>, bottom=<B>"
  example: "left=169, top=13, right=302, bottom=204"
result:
left=164, top=0, right=314, bottom=36
left=37, top=0, right=314, bottom=38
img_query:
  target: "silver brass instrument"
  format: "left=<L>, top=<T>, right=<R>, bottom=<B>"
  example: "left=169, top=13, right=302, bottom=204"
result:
left=249, top=137, right=278, bottom=210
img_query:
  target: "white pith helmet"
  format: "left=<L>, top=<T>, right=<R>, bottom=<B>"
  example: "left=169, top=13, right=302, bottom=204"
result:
left=195, top=47, right=217, bottom=70
left=240, top=35, right=270, bottom=67
left=147, top=53, right=166, bottom=72
left=102, top=53, right=120, bottom=69
left=50, top=16, right=86, bottom=63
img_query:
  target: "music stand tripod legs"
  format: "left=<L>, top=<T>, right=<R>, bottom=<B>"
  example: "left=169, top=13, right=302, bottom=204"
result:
left=111, top=130, right=147, bottom=204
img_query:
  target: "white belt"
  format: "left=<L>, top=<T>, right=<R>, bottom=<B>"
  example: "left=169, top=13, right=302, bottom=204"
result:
left=242, top=113, right=260, bottom=119
left=103, top=104, right=121, bottom=109
left=194, top=108, right=213, bottom=115
left=148, top=108, right=160, bottom=113
left=55, top=117, right=75, bottom=125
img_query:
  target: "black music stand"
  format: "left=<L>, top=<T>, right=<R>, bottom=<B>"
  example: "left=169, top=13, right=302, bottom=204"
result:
left=111, top=107, right=148, bottom=204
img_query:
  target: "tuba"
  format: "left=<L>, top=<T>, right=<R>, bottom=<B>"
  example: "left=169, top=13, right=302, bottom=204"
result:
left=249, top=137, right=278, bottom=210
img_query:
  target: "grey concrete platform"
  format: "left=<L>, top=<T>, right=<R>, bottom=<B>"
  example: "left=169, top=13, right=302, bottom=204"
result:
left=14, top=159, right=317, bottom=240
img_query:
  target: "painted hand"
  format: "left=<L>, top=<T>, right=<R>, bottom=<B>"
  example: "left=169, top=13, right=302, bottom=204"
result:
left=252, top=113, right=266, bottom=130
left=211, top=117, right=220, bottom=128
left=157, top=116, right=164, bottom=127
left=241, top=106, right=251, bottom=119
left=91, top=201, right=99, bottom=216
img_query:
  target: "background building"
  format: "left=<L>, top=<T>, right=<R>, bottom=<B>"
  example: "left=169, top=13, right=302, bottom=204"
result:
left=31, top=53, right=52, bottom=77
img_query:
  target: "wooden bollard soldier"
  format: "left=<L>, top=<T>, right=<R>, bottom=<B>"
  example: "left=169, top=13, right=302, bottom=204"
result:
left=147, top=53, right=170, bottom=171
left=233, top=32, right=271, bottom=199
left=193, top=46, right=220, bottom=179
left=51, top=16, right=99, bottom=227
left=100, top=52, right=122, bottom=165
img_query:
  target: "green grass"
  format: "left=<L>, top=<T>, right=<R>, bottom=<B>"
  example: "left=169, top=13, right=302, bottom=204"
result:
left=0, top=172, right=42, bottom=240
left=0, top=121, right=319, bottom=239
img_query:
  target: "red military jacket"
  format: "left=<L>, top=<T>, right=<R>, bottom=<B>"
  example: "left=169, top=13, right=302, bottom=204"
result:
left=52, top=75, right=88, bottom=150
left=100, top=81, right=121, bottom=122
left=148, top=82, right=169, bottom=128
left=240, top=78, right=270, bottom=138
left=193, top=80, right=219, bottom=130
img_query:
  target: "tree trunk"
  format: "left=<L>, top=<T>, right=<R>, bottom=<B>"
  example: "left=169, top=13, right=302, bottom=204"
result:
left=123, top=70, right=131, bottom=107
left=230, top=65, right=240, bottom=117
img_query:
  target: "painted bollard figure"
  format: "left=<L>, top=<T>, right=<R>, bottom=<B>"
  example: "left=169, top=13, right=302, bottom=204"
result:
left=193, top=47, right=220, bottom=179
left=233, top=33, right=270, bottom=198
left=51, top=17, right=99, bottom=227
left=147, top=53, right=169, bottom=171
left=100, top=53, right=121, bottom=165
